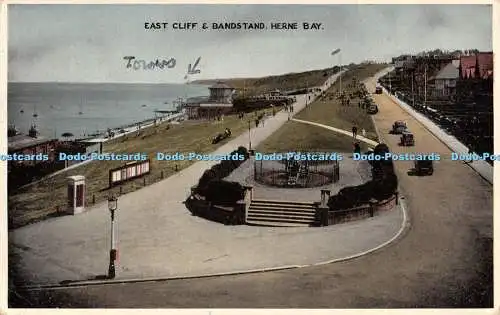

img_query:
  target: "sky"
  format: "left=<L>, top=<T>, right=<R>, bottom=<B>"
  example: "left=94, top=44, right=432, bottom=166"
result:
left=8, top=4, right=492, bottom=83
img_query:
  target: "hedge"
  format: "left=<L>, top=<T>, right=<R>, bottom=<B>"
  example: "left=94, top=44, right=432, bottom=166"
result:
left=204, top=180, right=245, bottom=204
left=327, top=143, right=398, bottom=211
left=195, top=146, right=250, bottom=199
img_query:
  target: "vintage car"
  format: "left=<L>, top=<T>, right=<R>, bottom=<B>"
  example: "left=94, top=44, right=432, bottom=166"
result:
left=414, top=160, right=434, bottom=176
left=400, top=131, right=415, bottom=146
left=375, top=86, right=383, bottom=94
left=367, top=104, right=379, bottom=114
left=391, top=121, right=408, bottom=134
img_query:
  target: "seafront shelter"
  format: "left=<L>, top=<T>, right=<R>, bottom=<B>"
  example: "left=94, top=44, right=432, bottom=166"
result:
left=185, top=81, right=235, bottom=120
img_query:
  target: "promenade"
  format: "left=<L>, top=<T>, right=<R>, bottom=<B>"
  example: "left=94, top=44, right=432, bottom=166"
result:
left=10, top=69, right=492, bottom=308
left=10, top=70, right=405, bottom=288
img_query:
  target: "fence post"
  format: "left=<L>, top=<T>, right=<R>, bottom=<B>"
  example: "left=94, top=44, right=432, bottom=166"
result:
left=369, top=199, right=376, bottom=217
left=161, top=171, right=164, bottom=179
left=320, top=190, right=326, bottom=205
left=119, top=186, right=123, bottom=195
left=143, top=177, right=146, bottom=186
left=92, top=194, right=95, bottom=205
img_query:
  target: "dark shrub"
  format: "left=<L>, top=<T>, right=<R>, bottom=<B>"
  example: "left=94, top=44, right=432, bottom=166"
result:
left=372, top=173, right=398, bottom=200
left=210, top=163, right=229, bottom=178
left=327, top=194, right=352, bottom=210
left=219, top=160, right=236, bottom=177
left=197, top=169, right=217, bottom=191
left=204, top=180, right=245, bottom=204
left=224, top=159, right=240, bottom=171
left=195, top=146, right=251, bottom=198
left=373, top=143, right=390, bottom=156
left=236, top=146, right=249, bottom=160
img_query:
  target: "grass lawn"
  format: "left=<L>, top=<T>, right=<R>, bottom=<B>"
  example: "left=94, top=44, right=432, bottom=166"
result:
left=8, top=109, right=273, bottom=229
left=295, top=63, right=387, bottom=141
left=256, top=121, right=371, bottom=153
left=257, top=63, right=387, bottom=154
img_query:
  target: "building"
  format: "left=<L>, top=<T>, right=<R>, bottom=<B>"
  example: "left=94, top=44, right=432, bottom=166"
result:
left=460, top=52, right=493, bottom=79
left=56, top=141, right=103, bottom=167
left=429, top=61, right=460, bottom=97
left=8, top=133, right=58, bottom=166
left=185, top=81, right=235, bottom=120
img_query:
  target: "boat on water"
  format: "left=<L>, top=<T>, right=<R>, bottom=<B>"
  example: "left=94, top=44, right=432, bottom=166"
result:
left=32, top=104, right=38, bottom=117
left=78, top=98, right=84, bottom=115
left=142, top=104, right=147, bottom=107
left=8, top=124, right=20, bottom=137
left=20, top=109, right=24, bottom=113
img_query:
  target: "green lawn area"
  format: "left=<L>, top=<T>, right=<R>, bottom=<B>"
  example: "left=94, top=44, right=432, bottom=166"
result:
left=257, top=63, right=387, bottom=154
left=295, top=63, right=387, bottom=141
left=8, top=110, right=272, bottom=229
left=256, top=120, right=371, bottom=153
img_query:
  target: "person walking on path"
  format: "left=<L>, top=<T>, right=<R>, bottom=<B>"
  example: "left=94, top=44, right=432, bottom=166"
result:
left=465, top=145, right=474, bottom=164
left=352, top=125, right=358, bottom=139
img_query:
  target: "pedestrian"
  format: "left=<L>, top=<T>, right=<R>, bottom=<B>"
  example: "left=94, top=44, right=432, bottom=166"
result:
left=465, top=145, right=474, bottom=164
left=255, top=119, right=259, bottom=128
left=362, top=129, right=366, bottom=137
left=353, top=142, right=361, bottom=155
left=352, top=125, right=358, bottom=139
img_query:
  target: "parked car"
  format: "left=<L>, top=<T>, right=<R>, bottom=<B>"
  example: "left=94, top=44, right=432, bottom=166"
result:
left=400, top=131, right=415, bottom=146
left=414, top=160, right=433, bottom=176
left=367, top=104, right=379, bottom=115
left=391, top=121, right=408, bottom=134
left=375, top=86, right=383, bottom=94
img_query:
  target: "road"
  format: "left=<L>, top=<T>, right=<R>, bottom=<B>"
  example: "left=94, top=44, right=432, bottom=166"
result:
left=11, top=74, right=493, bottom=308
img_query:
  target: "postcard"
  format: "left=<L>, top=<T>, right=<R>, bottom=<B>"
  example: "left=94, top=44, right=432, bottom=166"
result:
left=5, top=2, right=494, bottom=309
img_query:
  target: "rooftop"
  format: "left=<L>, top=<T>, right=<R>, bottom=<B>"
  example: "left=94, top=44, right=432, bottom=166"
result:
left=185, top=96, right=210, bottom=104
left=434, top=62, right=459, bottom=80
left=8, top=134, right=54, bottom=151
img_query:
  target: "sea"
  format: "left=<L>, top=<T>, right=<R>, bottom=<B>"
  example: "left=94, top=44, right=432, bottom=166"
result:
left=8, top=82, right=209, bottom=139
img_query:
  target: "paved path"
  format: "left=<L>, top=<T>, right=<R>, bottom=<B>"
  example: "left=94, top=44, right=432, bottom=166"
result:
left=10, top=70, right=404, bottom=289
left=292, top=118, right=379, bottom=147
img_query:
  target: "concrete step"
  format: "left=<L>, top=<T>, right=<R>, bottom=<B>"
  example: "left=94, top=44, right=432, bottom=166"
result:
left=249, top=209, right=315, bottom=217
left=247, top=199, right=318, bottom=227
left=248, top=212, right=315, bottom=221
left=249, top=209, right=316, bottom=218
left=249, top=205, right=316, bottom=214
left=251, top=199, right=316, bottom=207
left=246, top=219, right=311, bottom=227
left=246, top=216, right=313, bottom=226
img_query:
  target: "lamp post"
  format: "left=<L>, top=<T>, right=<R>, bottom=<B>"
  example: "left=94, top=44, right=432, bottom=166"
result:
left=248, top=120, right=252, bottom=150
left=107, top=195, right=118, bottom=279
left=331, top=48, right=342, bottom=95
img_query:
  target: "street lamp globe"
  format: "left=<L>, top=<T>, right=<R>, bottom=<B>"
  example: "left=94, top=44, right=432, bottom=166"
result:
left=108, top=195, right=118, bottom=212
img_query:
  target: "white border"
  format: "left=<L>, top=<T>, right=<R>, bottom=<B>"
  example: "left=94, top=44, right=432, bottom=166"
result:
left=1, top=1, right=497, bottom=314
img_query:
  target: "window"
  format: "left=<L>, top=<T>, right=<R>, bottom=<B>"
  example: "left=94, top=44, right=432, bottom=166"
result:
left=76, top=184, right=84, bottom=207
left=67, top=185, right=74, bottom=207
